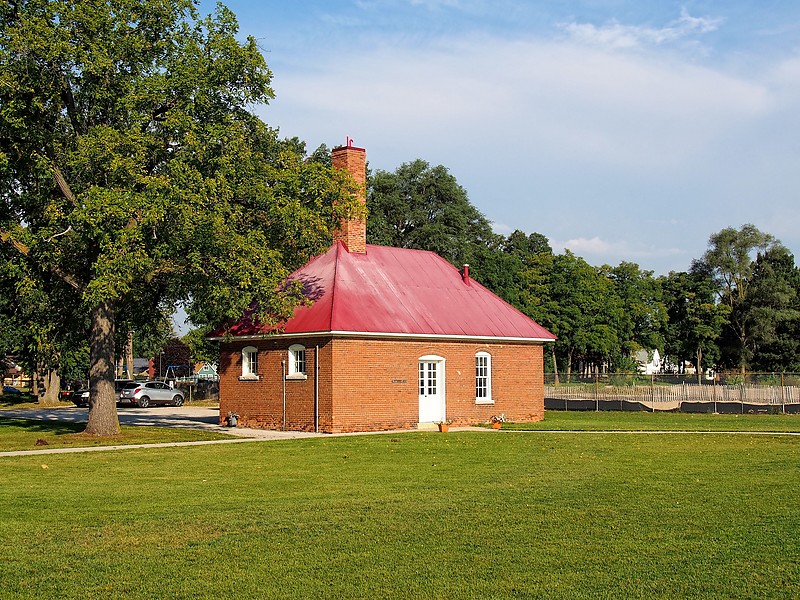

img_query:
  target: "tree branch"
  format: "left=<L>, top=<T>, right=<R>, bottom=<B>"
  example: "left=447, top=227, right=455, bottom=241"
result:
left=0, top=229, right=83, bottom=291
left=50, top=160, right=78, bottom=205
left=59, top=74, right=85, bottom=137
left=45, top=225, right=72, bottom=242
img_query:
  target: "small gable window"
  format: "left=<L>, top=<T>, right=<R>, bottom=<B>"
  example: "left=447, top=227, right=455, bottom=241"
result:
left=288, top=344, right=307, bottom=380
left=241, top=346, right=259, bottom=380
left=475, top=352, right=492, bottom=404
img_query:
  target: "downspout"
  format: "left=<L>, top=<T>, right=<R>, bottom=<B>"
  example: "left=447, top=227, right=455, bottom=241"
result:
left=314, top=344, right=320, bottom=433
left=281, top=358, right=286, bottom=431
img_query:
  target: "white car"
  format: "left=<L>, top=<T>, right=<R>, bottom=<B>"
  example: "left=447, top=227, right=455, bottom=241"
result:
left=118, top=381, right=184, bottom=408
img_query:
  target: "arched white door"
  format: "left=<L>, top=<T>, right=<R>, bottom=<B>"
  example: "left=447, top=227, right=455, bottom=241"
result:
left=418, top=356, right=445, bottom=423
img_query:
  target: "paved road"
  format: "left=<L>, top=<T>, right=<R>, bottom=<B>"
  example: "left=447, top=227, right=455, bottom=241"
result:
left=0, top=405, right=319, bottom=440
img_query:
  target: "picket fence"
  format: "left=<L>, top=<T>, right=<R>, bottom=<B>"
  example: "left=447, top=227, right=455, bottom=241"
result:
left=545, top=382, right=800, bottom=412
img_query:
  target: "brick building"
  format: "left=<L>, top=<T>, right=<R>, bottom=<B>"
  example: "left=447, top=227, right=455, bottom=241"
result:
left=212, top=143, right=556, bottom=432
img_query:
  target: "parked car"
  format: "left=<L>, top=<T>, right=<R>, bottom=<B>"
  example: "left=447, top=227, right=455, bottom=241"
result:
left=72, top=388, right=90, bottom=407
left=2, top=386, right=22, bottom=395
left=72, top=379, right=134, bottom=407
left=118, top=381, right=184, bottom=408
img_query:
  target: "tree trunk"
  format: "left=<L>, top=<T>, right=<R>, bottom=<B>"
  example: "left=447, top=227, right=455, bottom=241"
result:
left=696, top=347, right=703, bottom=385
left=39, top=368, right=61, bottom=405
left=85, top=301, right=120, bottom=436
left=552, top=347, right=559, bottom=386
left=126, top=330, right=134, bottom=379
left=566, top=349, right=573, bottom=384
left=738, top=323, right=748, bottom=375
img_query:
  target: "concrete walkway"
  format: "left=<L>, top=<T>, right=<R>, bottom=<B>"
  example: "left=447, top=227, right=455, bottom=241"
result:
left=0, top=406, right=486, bottom=457
left=0, top=406, right=324, bottom=457
left=4, top=406, right=797, bottom=458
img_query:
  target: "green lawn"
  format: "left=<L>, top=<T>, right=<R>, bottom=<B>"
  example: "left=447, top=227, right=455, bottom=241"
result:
left=0, top=393, right=75, bottom=410
left=1, top=427, right=798, bottom=598
left=0, top=418, right=235, bottom=452
left=504, top=409, right=800, bottom=432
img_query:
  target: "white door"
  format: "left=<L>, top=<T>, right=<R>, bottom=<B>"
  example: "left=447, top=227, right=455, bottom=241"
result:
left=418, top=359, right=445, bottom=423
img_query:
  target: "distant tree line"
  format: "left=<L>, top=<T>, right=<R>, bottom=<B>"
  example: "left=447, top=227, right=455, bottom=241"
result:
left=366, top=160, right=800, bottom=378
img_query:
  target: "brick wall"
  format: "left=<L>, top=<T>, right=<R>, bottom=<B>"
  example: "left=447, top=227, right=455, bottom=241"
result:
left=331, top=145, right=367, bottom=254
left=219, top=337, right=333, bottom=431
left=219, top=336, right=545, bottom=433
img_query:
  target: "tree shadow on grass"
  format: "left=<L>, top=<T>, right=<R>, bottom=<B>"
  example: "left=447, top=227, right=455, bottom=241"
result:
left=0, top=417, right=85, bottom=435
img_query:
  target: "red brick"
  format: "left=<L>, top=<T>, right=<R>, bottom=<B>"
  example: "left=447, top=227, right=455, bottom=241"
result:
left=219, top=337, right=544, bottom=433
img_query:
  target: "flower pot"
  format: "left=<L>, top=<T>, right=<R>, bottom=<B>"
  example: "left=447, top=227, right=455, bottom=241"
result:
left=438, top=423, right=449, bottom=432
left=491, top=422, right=502, bottom=429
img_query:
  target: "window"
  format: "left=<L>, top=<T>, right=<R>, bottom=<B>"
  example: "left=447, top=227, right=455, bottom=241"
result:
left=241, top=346, right=259, bottom=380
left=288, top=344, right=307, bottom=379
left=419, top=361, right=438, bottom=396
left=475, top=352, right=492, bottom=404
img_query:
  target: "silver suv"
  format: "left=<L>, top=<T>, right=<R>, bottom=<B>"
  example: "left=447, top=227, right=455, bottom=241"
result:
left=119, top=381, right=184, bottom=408
left=73, top=379, right=133, bottom=407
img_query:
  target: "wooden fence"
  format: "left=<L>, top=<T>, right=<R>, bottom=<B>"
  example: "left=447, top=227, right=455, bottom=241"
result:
left=545, top=382, right=800, bottom=412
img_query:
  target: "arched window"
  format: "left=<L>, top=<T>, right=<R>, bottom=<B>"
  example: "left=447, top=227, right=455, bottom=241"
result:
left=288, top=344, right=307, bottom=379
left=475, top=352, right=492, bottom=404
left=241, top=346, right=259, bottom=380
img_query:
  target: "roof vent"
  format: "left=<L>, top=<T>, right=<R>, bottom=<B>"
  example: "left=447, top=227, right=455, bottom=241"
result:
left=462, top=264, right=470, bottom=285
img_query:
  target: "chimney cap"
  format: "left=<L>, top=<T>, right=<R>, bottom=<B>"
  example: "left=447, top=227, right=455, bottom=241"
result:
left=332, top=136, right=366, bottom=153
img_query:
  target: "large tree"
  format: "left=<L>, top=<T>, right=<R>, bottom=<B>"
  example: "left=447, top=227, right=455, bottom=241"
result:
left=367, top=159, right=498, bottom=268
left=604, top=261, right=667, bottom=360
left=1, top=0, right=357, bottom=434
left=698, top=224, right=783, bottom=373
left=661, top=265, right=729, bottom=381
left=745, top=247, right=800, bottom=372
left=541, top=251, right=624, bottom=380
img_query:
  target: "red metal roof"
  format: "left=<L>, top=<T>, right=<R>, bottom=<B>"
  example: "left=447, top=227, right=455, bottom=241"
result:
left=217, top=242, right=556, bottom=341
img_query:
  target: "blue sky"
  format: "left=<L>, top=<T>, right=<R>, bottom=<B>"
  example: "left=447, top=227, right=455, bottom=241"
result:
left=200, top=0, right=800, bottom=276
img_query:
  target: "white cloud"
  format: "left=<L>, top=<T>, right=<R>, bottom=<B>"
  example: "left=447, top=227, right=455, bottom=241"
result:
left=561, top=8, right=723, bottom=50
left=268, top=32, right=772, bottom=172
left=552, top=237, right=687, bottom=263
left=491, top=221, right=514, bottom=236
left=263, top=18, right=800, bottom=274
left=553, top=236, right=626, bottom=256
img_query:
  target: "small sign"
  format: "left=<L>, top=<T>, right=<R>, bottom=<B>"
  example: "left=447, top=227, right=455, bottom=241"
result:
left=392, top=379, right=408, bottom=384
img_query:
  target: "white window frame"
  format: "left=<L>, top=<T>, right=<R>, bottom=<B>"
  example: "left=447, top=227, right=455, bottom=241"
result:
left=287, top=344, right=307, bottom=380
left=475, top=351, right=493, bottom=404
left=240, top=346, right=259, bottom=381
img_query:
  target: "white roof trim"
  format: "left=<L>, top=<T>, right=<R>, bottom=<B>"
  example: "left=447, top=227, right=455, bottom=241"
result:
left=209, top=330, right=555, bottom=343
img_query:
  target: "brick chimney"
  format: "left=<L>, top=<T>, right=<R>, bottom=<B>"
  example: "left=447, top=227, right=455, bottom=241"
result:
left=332, top=140, right=367, bottom=253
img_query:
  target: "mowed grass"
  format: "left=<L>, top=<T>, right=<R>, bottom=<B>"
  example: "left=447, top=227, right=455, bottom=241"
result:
left=0, top=418, right=235, bottom=452
left=0, top=393, right=75, bottom=410
left=505, top=410, right=800, bottom=432
left=1, top=429, right=798, bottom=598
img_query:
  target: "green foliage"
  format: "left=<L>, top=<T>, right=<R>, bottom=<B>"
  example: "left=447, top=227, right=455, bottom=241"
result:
left=697, top=224, right=784, bottom=371
left=604, top=261, right=666, bottom=359
left=182, top=326, right=219, bottom=366
left=660, top=264, right=729, bottom=376
left=1, top=0, right=359, bottom=431
left=746, top=247, right=800, bottom=371
left=610, top=354, right=640, bottom=375
left=367, top=159, right=498, bottom=268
